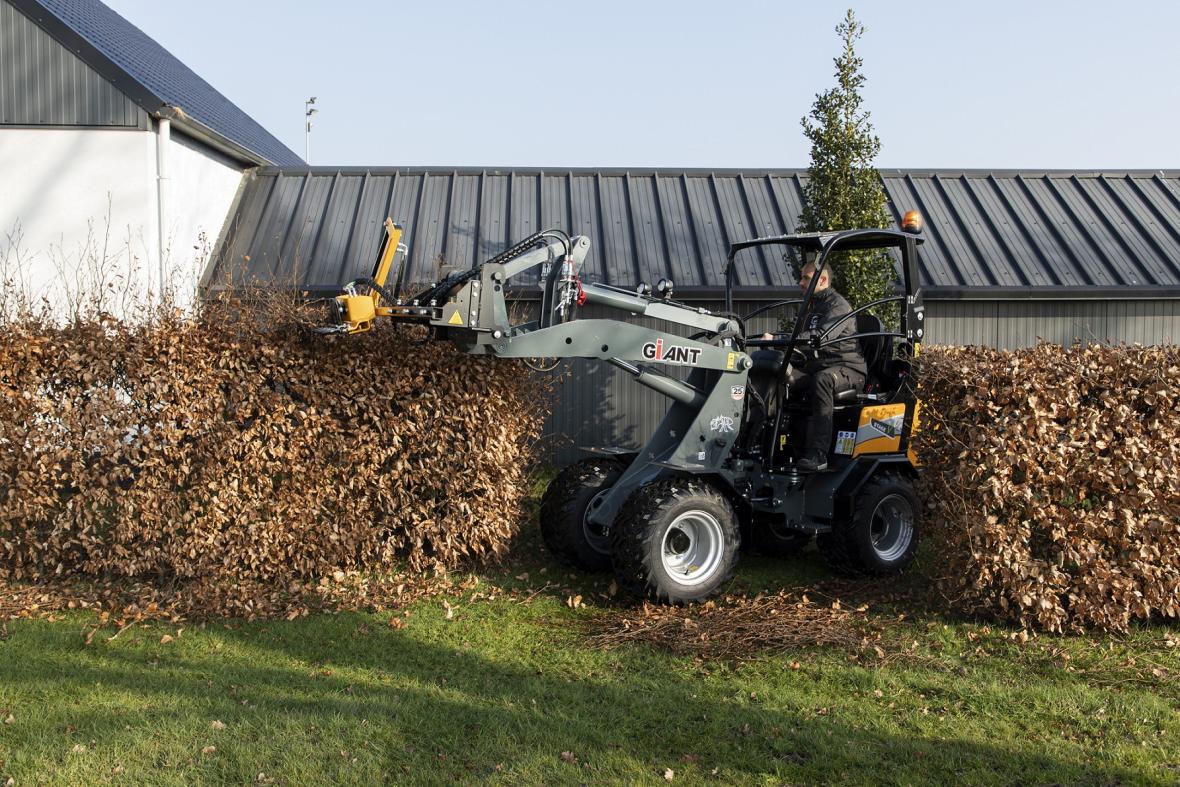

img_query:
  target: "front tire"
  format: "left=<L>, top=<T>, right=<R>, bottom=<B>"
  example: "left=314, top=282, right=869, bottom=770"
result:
left=539, top=459, right=622, bottom=572
left=611, top=478, right=740, bottom=604
left=818, top=472, right=919, bottom=575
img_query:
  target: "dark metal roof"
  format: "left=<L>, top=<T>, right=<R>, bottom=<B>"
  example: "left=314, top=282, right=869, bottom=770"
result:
left=10, top=0, right=302, bottom=165
left=206, top=168, right=1180, bottom=298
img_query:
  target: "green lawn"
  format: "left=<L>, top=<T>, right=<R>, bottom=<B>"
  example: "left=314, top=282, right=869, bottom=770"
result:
left=1, top=533, right=1178, bottom=785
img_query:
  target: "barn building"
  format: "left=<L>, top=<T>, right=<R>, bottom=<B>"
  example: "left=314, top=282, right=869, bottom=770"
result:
left=0, top=0, right=301, bottom=315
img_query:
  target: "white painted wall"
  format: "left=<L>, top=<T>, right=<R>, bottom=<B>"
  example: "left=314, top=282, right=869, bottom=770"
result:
left=0, top=126, right=244, bottom=319
left=162, top=131, right=244, bottom=306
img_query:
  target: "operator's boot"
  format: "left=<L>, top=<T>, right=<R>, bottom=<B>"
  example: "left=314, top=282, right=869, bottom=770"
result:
left=796, top=448, right=828, bottom=473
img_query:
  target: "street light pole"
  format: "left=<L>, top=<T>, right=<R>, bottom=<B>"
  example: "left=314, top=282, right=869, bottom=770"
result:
left=304, top=96, right=318, bottom=164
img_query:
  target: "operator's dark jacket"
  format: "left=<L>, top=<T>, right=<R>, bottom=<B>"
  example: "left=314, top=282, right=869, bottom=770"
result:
left=799, top=288, right=867, bottom=376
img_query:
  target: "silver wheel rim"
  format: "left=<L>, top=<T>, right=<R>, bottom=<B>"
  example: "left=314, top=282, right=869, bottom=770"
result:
left=660, top=510, right=725, bottom=587
left=582, top=490, right=612, bottom=555
left=870, top=493, right=914, bottom=562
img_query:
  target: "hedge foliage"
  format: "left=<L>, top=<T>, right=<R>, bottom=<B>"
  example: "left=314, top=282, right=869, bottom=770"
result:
left=917, top=343, right=1180, bottom=633
left=0, top=303, right=545, bottom=609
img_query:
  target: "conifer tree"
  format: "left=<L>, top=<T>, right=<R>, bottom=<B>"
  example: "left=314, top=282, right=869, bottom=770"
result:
left=798, top=9, right=894, bottom=314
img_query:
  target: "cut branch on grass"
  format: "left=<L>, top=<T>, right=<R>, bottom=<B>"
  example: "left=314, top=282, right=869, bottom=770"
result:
left=585, top=592, right=875, bottom=662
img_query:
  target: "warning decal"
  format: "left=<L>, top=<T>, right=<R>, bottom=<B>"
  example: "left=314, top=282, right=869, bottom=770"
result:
left=448, top=311, right=464, bottom=326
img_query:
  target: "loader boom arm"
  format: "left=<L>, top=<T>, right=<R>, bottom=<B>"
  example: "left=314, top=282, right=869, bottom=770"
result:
left=320, top=221, right=755, bottom=526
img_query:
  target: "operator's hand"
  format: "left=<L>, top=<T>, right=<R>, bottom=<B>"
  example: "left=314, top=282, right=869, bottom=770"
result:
left=761, top=332, right=773, bottom=340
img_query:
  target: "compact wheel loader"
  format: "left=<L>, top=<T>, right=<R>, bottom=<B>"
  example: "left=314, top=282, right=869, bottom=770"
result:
left=320, top=214, right=928, bottom=603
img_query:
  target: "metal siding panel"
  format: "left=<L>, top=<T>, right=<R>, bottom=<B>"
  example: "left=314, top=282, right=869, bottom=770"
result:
left=478, top=173, right=508, bottom=260
left=626, top=174, right=671, bottom=286
left=714, top=175, right=768, bottom=285
left=1059, top=177, right=1148, bottom=286
left=445, top=173, right=479, bottom=269
left=569, top=174, right=605, bottom=283
left=989, top=177, right=1075, bottom=287
left=510, top=173, right=541, bottom=288
left=655, top=174, right=703, bottom=288
left=683, top=175, right=728, bottom=287
left=304, top=173, right=363, bottom=290
left=243, top=174, right=305, bottom=285
left=212, top=168, right=1180, bottom=308
left=1020, top=177, right=1104, bottom=286
left=510, top=172, right=539, bottom=240
left=209, top=173, right=274, bottom=288
left=1119, top=177, right=1180, bottom=285
left=540, top=173, right=569, bottom=233
left=742, top=175, right=789, bottom=281
left=1085, top=177, right=1168, bottom=287
left=597, top=175, right=634, bottom=288
left=882, top=174, right=957, bottom=288
left=0, top=0, right=140, bottom=126
left=972, top=175, right=1042, bottom=286
left=930, top=176, right=998, bottom=286
left=387, top=174, right=431, bottom=288
left=278, top=174, right=334, bottom=287
left=339, top=174, right=393, bottom=285
left=911, top=176, right=978, bottom=287
left=767, top=173, right=804, bottom=235
left=956, top=176, right=1030, bottom=286
left=414, top=173, right=451, bottom=273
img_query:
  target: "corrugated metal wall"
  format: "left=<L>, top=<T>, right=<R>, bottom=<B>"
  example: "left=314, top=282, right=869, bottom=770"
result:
left=926, top=298, right=1180, bottom=349
left=539, top=298, right=1180, bottom=463
left=209, top=168, right=1180, bottom=296
left=0, top=0, right=147, bottom=127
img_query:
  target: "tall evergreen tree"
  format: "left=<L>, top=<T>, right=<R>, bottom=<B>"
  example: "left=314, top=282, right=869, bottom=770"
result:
left=798, top=9, right=893, bottom=314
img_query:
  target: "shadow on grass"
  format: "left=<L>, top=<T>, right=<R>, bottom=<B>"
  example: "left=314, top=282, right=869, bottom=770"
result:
left=0, top=614, right=1154, bottom=785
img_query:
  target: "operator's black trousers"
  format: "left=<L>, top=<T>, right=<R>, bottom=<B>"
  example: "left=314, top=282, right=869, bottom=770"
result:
left=791, top=366, right=866, bottom=458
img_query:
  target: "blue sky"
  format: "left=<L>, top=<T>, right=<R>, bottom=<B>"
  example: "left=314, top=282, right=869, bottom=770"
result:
left=103, top=0, right=1180, bottom=169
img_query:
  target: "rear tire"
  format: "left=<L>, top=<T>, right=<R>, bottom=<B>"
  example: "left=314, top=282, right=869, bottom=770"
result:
left=611, top=478, right=740, bottom=604
left=539, top=459, right=622, bottom=572
left=818, top=472, right=919, bottom=576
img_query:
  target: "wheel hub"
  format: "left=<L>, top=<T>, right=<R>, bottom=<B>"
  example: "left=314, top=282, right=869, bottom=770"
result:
left=661, top=510, right=725, bottom=587
left=869, top=493, right=914, bottom=562
left=582, top=490, right=612, bottom=555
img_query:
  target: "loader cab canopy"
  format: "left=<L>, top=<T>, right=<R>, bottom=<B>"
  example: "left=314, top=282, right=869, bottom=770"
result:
left=724, top=227, right=925, bottom=318
left=726, top=225, right=927, bottom=372
left=727, top=228, right=923, bottom=258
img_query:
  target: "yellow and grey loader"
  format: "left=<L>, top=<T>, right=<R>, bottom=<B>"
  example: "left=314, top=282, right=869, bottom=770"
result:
left=319, top=213, right=928, bottom=603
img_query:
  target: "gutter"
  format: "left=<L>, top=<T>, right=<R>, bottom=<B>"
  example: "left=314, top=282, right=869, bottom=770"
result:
left=156, top=106, right=270, bottom=167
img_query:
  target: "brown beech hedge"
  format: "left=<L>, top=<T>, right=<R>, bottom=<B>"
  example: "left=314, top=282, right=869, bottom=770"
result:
left=4, top=302, right=1178, bottom=634
left=0, top=303, right=546, bottom=592
left=917, top=343, right=1180, bottom=633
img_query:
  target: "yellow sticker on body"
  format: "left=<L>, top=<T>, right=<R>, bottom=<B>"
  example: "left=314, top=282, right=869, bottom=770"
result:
left=726, top=353, right=736, bottom=370
left=448, top=311, right=464, bottom=326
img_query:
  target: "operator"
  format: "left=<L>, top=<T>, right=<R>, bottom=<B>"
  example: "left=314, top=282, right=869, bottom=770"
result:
left=761, top=261, right=866, bottom=472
